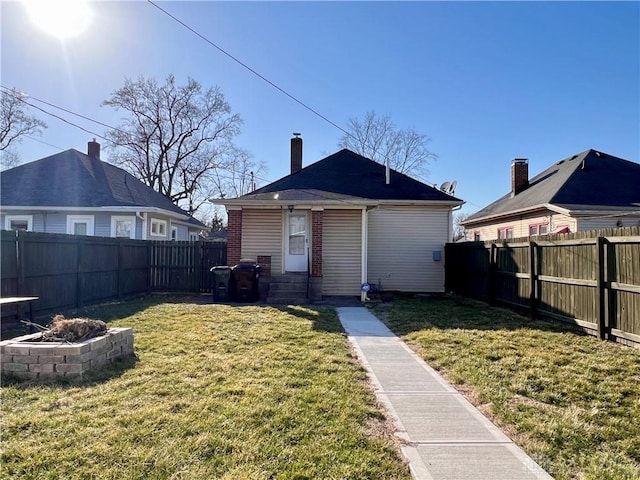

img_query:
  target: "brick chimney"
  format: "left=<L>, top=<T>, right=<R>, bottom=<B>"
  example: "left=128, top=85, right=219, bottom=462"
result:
left=511, top=158, right=528, bottom=196
left=88, top=139, right=100, bottom=159
left=291, top=133, right=302, bottom=174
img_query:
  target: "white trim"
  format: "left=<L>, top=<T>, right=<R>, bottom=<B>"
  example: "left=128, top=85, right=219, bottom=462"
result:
left=150, top=218, right=167, bottom=237
left=171, top=226, right=178, bottom=241
left=67, top=215, right=94, bottom=236
left=5, top=215, right=33, bottom=231
left=189, top=231, right=199, bottom=242
left=111, top=215, right=136, bottom=239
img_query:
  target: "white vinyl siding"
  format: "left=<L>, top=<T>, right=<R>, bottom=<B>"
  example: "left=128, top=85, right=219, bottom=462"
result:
left=323, top=209, right=362, bottom=296
left=241, top=209, right=283, bottom=273
left=368, top=207, right=449, bottom=293
left=577, top=216, right=640, bottom=231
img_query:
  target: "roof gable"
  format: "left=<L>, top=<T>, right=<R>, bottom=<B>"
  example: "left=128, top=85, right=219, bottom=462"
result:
left=465, top=150, right=640, bottom=222
left=247, top=149, right=461, bottom=202
left=1, top=149, right=205, bottom=227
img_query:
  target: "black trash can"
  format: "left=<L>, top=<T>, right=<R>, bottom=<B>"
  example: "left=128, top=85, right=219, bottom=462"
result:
left=231, top=262, right=261, bottom=302
left=210, top=266, right=232, bottom=302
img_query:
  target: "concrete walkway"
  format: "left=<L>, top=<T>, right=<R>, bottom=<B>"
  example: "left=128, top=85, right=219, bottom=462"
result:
left=336, top=307, right=553, bottom=480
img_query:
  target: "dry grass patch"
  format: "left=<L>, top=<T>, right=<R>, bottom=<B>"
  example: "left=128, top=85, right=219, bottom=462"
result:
left=1, top=297, right=410, bottom=480
left=374, top=296, right=640, bottom=480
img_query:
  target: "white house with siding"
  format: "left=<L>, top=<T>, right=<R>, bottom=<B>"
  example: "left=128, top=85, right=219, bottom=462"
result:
left=0, top=140, right=206, bottom=241
left=215, top=137, right=463, bottom=302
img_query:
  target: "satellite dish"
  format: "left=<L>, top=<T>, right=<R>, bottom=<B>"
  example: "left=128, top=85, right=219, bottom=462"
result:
left=448, top=180, right=457, bottom=195
left=440, top=181, right=451, bottom=192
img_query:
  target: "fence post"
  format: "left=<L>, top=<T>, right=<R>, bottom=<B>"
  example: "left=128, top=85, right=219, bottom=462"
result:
left=529, top=241, right=538, bottom=319
left=16, top=230, right=25, bottom=296
left=76, top=237, right=83, bottom=308
left=596, top=236, right=607, bottom=340
left=117, top=240, right=124, bottom=300
left=147, top=241, right=153, bottom=293
left=488, top=243, right=496, bottom=305
left=195, top=242, right=202, bottom=294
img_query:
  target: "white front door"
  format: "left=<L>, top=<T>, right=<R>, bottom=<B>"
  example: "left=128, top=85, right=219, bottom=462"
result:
left=285, top=211, right=309, bottom=272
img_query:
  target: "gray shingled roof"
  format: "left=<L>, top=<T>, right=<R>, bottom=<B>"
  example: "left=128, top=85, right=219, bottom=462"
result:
left=464, top=149, right=640, bottom=223
left=242, top=149, right=462, bottom=203
left=1, top=149, right=206, bottom=227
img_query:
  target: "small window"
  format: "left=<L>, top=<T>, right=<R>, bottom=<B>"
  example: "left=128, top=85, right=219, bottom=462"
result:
left=473, top=232, right=481, bottom=241
left=5, top=215, right=33, bottom=231
left=111, top=216, right=135, bottom=239
left=171, top=226, right=178, bottom=241
left=150, top=219, right=167, bottom=237
left=529, top=223, right=549, bottom=236
left=67, top=215, right=94, bottom=236
left=498, top=227, right=513, bottom=240
left=189, top=232, right=199, bottom=242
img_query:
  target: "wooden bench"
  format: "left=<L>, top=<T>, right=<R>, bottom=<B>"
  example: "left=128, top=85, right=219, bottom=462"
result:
left=0, top=297, right=39, bottom=333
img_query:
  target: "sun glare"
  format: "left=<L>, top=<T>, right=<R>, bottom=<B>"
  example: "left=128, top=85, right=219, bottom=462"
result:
left=24, top=0, right=93, bottom=39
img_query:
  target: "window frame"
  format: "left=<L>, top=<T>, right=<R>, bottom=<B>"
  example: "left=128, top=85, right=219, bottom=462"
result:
left=189, top=231, right=199, bottom=242
left=528, top=223, right=548, bottom=236
left=66, top=215, right=94, bottom=236
left=150, top=218, right=167, bottom=237
left=497, top=227, right=514, bottom=240
left=111, top=215, right=136, bottom=239
left=171, top=226, right=178, bottom=241
left=5, top=215, right=33, bottom=232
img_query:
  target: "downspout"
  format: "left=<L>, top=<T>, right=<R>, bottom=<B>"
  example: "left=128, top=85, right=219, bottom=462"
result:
left=361, top=208, right=369, bottom=303
left=136, top=212, right=147, bottom=240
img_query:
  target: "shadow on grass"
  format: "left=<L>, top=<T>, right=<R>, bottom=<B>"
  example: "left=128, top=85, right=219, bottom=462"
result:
left=273, top=305, right=346, bottom=334
left=1, top=354, right=138, bottom=390
left=378, top=295, right=589, bottom=338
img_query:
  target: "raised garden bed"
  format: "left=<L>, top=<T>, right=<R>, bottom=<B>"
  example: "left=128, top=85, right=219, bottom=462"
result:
left=1, top=327, right=134, bottom=380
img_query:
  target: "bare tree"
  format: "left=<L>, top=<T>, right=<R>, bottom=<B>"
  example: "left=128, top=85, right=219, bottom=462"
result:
left=338, top=111, right=436, bottom=180
left=453, top=212, right=470, bottom=241
left=1, top=87, right=47, bottom=169
left=102, top=75, right=242, bottom=215
left=209, top=148, right=268, bottom=199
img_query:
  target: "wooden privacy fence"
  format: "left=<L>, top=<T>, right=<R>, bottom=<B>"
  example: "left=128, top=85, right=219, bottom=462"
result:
left=1, top=231, right=227, bottom=326
left=445, top=227, right=640, bottom=346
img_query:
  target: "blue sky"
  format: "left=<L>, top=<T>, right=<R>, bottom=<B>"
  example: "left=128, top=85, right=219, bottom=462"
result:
left=2, top=1, right=638, bottom=217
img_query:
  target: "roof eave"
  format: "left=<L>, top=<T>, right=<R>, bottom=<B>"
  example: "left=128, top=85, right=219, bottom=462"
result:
left=461, top=204, right=553, bottom=226
left=0, top=205, right=193, bottom=221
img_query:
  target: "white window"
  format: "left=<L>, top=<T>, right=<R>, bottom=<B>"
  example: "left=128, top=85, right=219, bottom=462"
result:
left=5, top=215, right=33, bottom=231
left=150, top=219, right=167, bottom=237
left=189, top=232, right=199, bottom=242
left=67, top=215, right=94, bottom=236
left=171, top=226, right=178, bottom=241
left=111, top=216, right=135, bottom=239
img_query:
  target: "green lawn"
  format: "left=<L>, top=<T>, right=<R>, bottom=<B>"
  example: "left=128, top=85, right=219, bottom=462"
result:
left=1, top=297, right=410, bottom=480
left=373, top=296, right=640, bottom=480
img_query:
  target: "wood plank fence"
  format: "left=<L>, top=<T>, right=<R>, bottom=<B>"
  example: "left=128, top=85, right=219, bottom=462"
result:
left=445, top=227, right=640, bottom=346
left=1, top=231, right=226, bottom=330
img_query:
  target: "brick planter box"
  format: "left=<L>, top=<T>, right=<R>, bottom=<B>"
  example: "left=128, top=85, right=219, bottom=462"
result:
left=1, top=327, right=134, bottom=381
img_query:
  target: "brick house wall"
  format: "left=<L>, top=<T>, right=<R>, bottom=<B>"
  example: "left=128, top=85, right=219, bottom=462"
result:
left=227, top=209, right=242, bottom=265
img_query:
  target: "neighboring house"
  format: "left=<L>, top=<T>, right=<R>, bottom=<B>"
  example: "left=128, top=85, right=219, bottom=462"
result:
left=215, top=136, right=463, bottom=301
left=461, top=149, right=640, bottom=241
left=0, top=140, right=206, bottom=241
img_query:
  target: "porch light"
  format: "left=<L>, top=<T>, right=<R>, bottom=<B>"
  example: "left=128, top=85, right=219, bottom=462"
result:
left=288, top=205, right=294, bottom=213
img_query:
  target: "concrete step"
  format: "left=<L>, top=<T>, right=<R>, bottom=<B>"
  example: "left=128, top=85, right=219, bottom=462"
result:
left=268, top=282, right=308, bottom=293
left=266, top=297, right=309, bottom=305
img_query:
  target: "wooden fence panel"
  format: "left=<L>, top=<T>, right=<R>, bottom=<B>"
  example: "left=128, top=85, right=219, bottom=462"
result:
left=445, top=227, right=640, bottom=346
left=1, top=231, right=18, bottom=298
left=20, top=232, right=79, bottom=313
